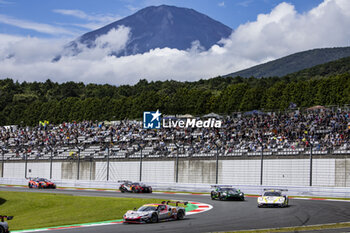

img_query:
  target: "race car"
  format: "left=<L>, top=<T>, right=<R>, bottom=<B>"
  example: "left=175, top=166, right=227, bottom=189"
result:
left=123, top=201, right=187, bottom=223
left=210, top=185, right=245, bottom=201
left=118, top=180, right=152, bottom=193
left=28, top=177, right=56, bottom=189
left=257, top=189, right=289, bottom=208
left=0, top=215, right=13, bottom=233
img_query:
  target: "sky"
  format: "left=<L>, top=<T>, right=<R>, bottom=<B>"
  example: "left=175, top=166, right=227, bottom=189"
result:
left=0, top=0, right=349, bottom=85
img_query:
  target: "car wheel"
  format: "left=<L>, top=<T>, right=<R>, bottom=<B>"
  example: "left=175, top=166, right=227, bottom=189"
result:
left=177, top=210, right=185, bottom=220
left=210, top=192, right=215, bottom=200
left=151, top=213, right=158, bottom=223
left=28, top=183, right=32, bottom=188
left=0, top=226, right=5, bottom=233
left=132, top=187, right=136, bottom=193
left=119, top=188, right=125, bottom=193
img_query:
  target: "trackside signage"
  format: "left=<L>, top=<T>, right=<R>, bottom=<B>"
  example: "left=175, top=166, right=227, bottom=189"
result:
left=143, top=110, right=222, bottom=129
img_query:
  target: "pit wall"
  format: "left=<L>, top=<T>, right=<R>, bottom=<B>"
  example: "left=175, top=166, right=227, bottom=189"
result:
left=1, top=158, right=349, bottom=187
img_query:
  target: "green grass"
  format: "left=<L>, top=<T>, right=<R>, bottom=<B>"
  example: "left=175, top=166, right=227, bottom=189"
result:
left=0, top=191, right=170, bottom=230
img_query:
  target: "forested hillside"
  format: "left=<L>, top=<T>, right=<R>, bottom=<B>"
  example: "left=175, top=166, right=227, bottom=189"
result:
left=1, top=58, right=350, bottom=126
left=226, top=47, right=350, bottom=78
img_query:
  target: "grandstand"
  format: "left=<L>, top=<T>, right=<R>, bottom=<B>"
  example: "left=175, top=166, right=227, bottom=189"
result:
left=0, top=107, right=349, bottom=161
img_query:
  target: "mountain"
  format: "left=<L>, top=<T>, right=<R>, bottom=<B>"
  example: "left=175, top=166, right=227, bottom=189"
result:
left=286, top=55, right=350, bottom=79
left=225, top=47, right=350, bottom=78
left=64, top=5, right=233, bottom=57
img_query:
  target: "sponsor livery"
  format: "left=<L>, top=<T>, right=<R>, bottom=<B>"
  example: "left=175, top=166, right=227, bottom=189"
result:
left=28, top=177, right=56, bottom=189
left=257, top=189, right=289, bottom=208
left=210, top=185, right=245, bottom=201
left=0, top=215, right=13, bottom=233
left=123, top=201, right=187, bottom=224
left=118, top=180, right=152, bottom=193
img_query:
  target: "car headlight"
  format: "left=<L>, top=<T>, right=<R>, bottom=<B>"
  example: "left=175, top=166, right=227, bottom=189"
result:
left=239, top=193, right=243, bottom=196
left=258, top=197, right=262, bottom=202
left=279, top=197, right=285, bottom=202
left=222, top=193, right=227, bottom=196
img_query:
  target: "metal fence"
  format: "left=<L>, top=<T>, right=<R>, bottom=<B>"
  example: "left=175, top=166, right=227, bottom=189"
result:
left=0, top=141, right=349, bottom=187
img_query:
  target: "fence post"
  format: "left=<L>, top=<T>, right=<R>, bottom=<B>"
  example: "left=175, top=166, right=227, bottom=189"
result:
left=77, top=148, right=80, bottom=180
left=216, top=147, right=219, bottom=184
left=106, top=146, right=110, bottom=181
left=260, top=142, right=264, bottom=186
left=50, top=150, right=53, bottom=179
left=309, top=143, right=313, bottom=186
left=174, top=139, right=181, bottom=183
left=24, top=150, right=28, bottom=179
left=0, top=147, right=5, bottom=178
left=139, top=146, right=143, bottom=182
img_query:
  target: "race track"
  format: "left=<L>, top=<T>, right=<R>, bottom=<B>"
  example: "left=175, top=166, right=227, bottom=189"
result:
left=2, top=186, right=350, bottom=233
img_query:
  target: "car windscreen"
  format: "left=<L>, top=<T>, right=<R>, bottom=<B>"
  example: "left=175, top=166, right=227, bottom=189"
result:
left=138, top=206, right=157, bottom=211
left=38, top=178, right=49, bottom=182
left=264, top=192, right=281, bottom=196
left=220, top=188, right=237, bottom=192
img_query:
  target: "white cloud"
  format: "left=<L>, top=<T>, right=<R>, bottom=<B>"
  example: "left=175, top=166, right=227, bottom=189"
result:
left=218, top=2, right=225, bottom=7
left=53, top=9, right=121, bottom=30
left=0, top=0, right=13, bottom=5
left=237, top=0, right=254, bottom=7
left=0, top=0, right=350, bottom=85
left=0, top=14, right=76, bottom=35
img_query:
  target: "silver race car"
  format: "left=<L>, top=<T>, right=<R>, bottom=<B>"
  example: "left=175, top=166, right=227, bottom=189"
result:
left=123, top=201, right=187, bottom=223
left=0, top=215, right=13, bottom=233
left=257, top=189, right=289, bottom=208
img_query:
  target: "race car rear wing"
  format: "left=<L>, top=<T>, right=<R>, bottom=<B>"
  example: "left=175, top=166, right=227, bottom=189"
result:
left=161, top=201, right=188, bottom=206
left=117, top=180, right=132, bottom=183
left=211, top=185, right=235, bottom=188
left=263, top=189, right=288, bottom=192
left=0, top=216, right=13, bottom=222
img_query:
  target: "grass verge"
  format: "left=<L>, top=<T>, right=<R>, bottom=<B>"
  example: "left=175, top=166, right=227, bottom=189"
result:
left=0, top=191, right=176, bottom=230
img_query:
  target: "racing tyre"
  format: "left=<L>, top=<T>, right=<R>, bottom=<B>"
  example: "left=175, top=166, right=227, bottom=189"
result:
left=120, top=188, right=125, bottom=193
left=28, top=183, right=32, bottom=188
left=132, top=187, right=136, bottom=193
left=210, top=192, right=215, bottom=200
left=151, top=213, right=158, bottom=223
left=177, top=210, right=185, bottom=220
left=0, top=226, right=5, bottom=233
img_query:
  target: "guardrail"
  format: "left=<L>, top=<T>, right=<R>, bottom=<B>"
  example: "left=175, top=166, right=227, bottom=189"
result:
left=1, top=178, right=350, bottom=198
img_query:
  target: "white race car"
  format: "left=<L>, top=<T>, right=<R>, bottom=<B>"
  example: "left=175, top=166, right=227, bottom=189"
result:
left=257, top=189, right=289, bottom=208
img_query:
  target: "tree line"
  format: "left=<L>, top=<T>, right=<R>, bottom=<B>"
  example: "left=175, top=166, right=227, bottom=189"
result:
left=0, top=71, right=349, bottom=126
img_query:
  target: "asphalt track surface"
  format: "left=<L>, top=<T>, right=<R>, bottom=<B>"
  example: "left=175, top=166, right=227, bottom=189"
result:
left=2, top=187, right=350, bottom=233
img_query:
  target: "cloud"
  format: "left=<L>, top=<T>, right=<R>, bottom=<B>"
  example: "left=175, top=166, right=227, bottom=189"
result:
left=0, top=14, right=76, bottom=35
left=53, top=9, right=121, bottom=30
left=237, top=0, right=254, bottom=7
left=0, top=0, right=350, bottom=85
left=218, top=2, right=225, bottom=7
left=0, top=0, right=13, bottom=5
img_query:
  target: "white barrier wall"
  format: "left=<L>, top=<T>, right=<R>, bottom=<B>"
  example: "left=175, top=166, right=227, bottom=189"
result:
left=95, top=161, right=175, bottom=182
left=0, top=158, right=348, bottom=187
left=220, top=160, right=260, bottom=185
left=4, top=162, right=25, bottom=178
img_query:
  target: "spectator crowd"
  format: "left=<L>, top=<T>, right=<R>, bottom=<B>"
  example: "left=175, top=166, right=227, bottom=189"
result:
left=0, top=108, right=349, bottom=158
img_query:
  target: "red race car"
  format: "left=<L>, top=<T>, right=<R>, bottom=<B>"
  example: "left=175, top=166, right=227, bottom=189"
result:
left=28, top=178, right=56, bottom=189
left=119, top=181, right=152, bottom=193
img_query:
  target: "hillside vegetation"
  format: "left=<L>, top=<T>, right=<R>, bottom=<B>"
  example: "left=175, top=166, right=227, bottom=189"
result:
left=226, top=47, right=350, bottom=78
left=1, top=56, right=350, bottom=126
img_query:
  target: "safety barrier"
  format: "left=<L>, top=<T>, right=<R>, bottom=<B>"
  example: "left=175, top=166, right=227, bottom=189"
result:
left=1, top=177, right=350, bottom=198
